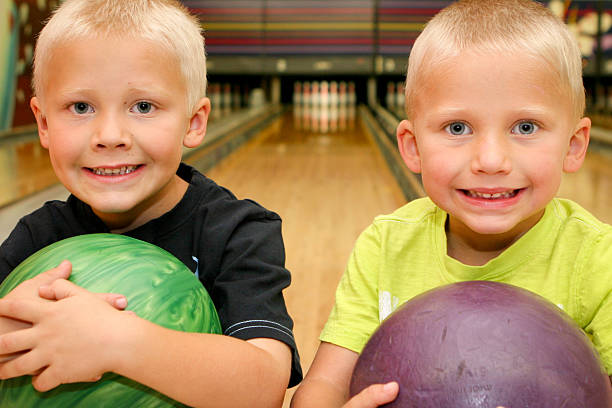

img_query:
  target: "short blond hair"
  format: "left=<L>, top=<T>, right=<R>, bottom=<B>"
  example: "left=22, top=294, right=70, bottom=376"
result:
left=33, top=0, right=207, bottom=111
left=405, top=0, right=585, bottom=121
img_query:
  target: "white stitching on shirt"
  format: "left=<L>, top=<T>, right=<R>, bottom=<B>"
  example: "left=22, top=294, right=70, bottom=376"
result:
left=226, top=325, right=295, bottom=340
left=224, top=319, right=292, bottom=335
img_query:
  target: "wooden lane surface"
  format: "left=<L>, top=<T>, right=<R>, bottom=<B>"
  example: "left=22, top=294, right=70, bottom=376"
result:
left=558, top=147, right=612, bottom=224
left=204, top=109, right=406, bottom=405
left=0, top=138, right=59, bottom=209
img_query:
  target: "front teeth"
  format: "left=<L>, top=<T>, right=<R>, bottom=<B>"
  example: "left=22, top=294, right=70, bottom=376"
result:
left=91, top=166, right=138, bottom=176
left=467, top=190, right=517, bottom=199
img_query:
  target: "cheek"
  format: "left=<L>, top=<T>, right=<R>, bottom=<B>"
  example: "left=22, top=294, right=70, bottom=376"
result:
left=47, top=135, right=82, bottom=165
left=521, top=144, right=566, bottom=181
left=420, top=147, right=459, bottom=183
left=139, top=126, right=184, bottom=161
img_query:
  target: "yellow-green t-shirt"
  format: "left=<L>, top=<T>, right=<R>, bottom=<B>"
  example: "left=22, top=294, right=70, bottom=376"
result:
left=320, top=197, right=612, bottom=375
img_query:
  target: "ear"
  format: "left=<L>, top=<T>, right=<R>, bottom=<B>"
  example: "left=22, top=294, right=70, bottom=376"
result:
left=30, top=97, right=49, bottom=149
left=183, top=97, right=211, bottom=148
left=396, top=119, right=421, bottom=173
left=563, top=117, right=591, bottom=173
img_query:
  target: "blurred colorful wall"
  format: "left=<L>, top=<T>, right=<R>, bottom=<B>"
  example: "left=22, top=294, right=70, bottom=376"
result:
left=0, top=0, right=56, bottom=132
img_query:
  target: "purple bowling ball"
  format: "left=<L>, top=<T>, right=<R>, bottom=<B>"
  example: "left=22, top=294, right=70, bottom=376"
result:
left=350, top=281, right=612, bottom=407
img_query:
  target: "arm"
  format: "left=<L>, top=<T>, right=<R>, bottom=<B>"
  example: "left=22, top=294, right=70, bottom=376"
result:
left=291, top=342, right=397, bottom=408
left=0, top=279, right=291, bottom=408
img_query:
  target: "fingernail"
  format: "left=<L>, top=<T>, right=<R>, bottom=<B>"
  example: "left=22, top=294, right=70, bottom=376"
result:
left=383, top=382, right=397, bottom=391
left=115, top=297, right=127, bottom=309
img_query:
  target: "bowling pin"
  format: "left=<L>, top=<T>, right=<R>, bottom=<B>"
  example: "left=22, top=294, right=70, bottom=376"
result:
left=293, top=81, right=302, bottom=106
left=312, top=102, right=320, bottom=132
left=348, top=81, right=356, bottom=106
left=222, top=83, right=232, bottom=115
left=330, top=103, right=338, bottom=133
left=320, top=104, right=329, bottom=133
left=311, top=81, right=320, bottom=107
left=338, top=103, right=347, bottom=131
left=396, top=82, right=404, bottom=111
left=210, top=83, right=221, bottom=119
left=339, top=81, right=347, bottom=107
left=386, top=82, right=395, bottom=109
left=330, top=81, right=339, bottom=108
left=303, top=81, right=311, bottom=106
left=320, top=80, right=329, bottom=107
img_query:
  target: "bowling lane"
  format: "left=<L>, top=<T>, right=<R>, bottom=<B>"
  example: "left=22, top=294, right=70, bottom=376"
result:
left=0, top=133, right=60, bottom=209
left=203, top=108, right=406, bottom=406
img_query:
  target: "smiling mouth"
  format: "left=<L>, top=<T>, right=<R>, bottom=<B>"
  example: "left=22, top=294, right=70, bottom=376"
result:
left=462, top=189, right=522, bottom=199
left=87, top=165, right=141, bottom=176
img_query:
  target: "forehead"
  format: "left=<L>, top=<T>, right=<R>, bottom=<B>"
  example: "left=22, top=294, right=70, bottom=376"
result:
left=40, top=35, right=184, bottom=96
left=413, top=51, right=572, bottom=117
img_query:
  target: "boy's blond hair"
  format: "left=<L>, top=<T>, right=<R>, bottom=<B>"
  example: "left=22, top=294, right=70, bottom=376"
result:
left=405, top=0, right=585, bottom=121
left=33, top=0, right=207, bottom=112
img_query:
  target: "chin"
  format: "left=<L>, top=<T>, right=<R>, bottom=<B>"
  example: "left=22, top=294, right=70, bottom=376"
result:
left=460, top=217, right=522, bottom=237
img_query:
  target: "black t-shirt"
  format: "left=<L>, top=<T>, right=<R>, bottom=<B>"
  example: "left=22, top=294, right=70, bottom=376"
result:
left=0, top=163, right=302, bottom=387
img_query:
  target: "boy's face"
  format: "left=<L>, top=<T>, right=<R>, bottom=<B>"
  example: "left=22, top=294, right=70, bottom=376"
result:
left=30, top=36, right=209, bottom=231
left=397, top=51, right=590, bottom=246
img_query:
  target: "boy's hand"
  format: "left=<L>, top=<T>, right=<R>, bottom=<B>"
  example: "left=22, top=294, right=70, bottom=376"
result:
left=0, top=261, right=73, bottom=363
left=2, top=260, right=72, bottom=302
left=0, top=279, right=134, bottom=391
left=343, top=382, right=399, bottom=408
left=0, top=261, right=127, bottom=366
left=1, top=260, right=127, bottom=310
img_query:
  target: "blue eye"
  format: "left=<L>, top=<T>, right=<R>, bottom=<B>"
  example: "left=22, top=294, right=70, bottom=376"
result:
left=445, top=122, right=471, bottom=136
left=132, top=101, right=154, bottom=114
left=512, top=121, right=538, bottom=135
left=72, top=102, right=92, bottom=114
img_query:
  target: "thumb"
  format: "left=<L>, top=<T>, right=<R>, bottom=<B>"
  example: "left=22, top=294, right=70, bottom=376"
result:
left=38, top=278, right=83, bottom=301
left=36, top=260, right=72, bottom=284
left=344, top=382, right=399, bottom=408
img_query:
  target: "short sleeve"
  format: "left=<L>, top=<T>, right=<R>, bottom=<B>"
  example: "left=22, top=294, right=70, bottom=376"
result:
left=209, top=210, right=302, bottom=387
left=583, top=231, right=612, bottom=375
left=320, top=223, right=382, bottom=353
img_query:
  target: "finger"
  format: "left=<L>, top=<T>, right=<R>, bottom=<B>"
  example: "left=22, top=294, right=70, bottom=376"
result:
left=0, top=298, right=43, bottom=323
left=0, top=351, right=25, bottom=363
left=38, top=279, right=85, bottom=301
left=0, top=348, right=46, bottom=380
left=345, top=382, right=399, bottom=408
left=96, top=293, right=127, bottom=310
left=0, top=328, right=37, bottom=355
left=31, top=366, right=61, bottom=392
left=34, top=261, right=72, bottom=285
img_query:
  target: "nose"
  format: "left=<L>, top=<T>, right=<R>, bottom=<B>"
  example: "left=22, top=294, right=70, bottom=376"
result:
left=90, top=113, right=132, bottom=150
left=470, top=133, right=512, bottom=175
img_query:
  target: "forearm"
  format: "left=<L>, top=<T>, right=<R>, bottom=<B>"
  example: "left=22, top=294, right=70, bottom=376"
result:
left=291, top=377, right=348, bottom=407
left=114, top=315, right=291, bottom=408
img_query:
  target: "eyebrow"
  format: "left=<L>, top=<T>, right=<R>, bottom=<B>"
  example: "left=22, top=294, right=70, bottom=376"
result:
left=432, top=106, right=553, bottom=117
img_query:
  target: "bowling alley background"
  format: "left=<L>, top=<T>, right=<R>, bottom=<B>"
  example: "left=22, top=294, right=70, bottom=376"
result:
left=1, top=2, right=612, bottom=406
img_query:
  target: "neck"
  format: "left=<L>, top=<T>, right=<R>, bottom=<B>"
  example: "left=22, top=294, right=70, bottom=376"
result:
left=96, top=175, right=189, bottom=233
left=445, top=215, right=539, bottom=266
